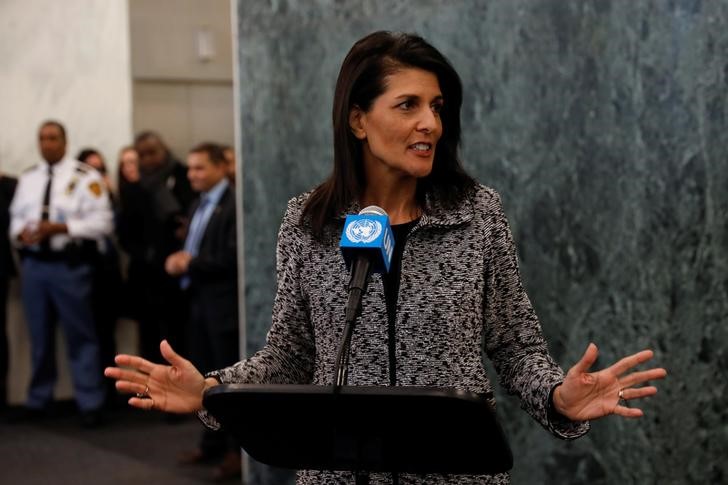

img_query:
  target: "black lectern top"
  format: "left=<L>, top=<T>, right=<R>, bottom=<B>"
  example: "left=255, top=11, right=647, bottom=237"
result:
left=203, top=384, right=513, bottom=475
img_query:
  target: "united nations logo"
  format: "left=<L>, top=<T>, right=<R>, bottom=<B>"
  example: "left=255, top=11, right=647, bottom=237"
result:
left=345, top=219, right=382, bottom=243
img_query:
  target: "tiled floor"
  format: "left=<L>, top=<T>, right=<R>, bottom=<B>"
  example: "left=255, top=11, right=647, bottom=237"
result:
left=0, top=403, right=237, bottom=484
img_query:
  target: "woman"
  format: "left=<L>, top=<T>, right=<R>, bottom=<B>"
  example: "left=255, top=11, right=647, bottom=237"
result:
left=117, top=146, right=141, bottom=185
left=76, top=148, right=124, bottom=406
left=77, top=148, right=114, bottom=197
left=115, top=146, right=149, bottom=323
left=105, top=32, right=666, bottom=484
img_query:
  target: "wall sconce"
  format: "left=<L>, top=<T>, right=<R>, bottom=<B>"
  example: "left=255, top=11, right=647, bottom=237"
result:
left=196, top=27, right=216, bottom=62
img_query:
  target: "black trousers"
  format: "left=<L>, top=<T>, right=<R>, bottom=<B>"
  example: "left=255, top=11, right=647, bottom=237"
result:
left=91, top=254, right=123, bottom=404
left=131, top=262, right=188, bottom=363
left=0, top=276, right=8, bottom=408
left=187, top=297, right=239, bottom=456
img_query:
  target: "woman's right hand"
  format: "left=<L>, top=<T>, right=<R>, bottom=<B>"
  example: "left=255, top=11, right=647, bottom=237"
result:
left=104, top=340, right=218, bottom=414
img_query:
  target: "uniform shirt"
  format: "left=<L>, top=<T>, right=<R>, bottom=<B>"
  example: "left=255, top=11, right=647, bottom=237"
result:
left=9, top=156, right=113, bottom=252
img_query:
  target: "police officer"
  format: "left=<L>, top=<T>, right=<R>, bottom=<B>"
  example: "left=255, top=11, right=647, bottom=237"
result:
left=9, top=120, right=112, bottom=426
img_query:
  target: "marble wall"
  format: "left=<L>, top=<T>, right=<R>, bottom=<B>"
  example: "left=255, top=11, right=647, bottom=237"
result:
left=0, top=0, right=133, bottom=404
left=236, top=1, right=728, bottom=483
left=0, top=0, right=133, bottom=178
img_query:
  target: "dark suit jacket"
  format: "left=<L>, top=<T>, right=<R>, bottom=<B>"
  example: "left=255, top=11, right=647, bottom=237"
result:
left=118, top=157, right=194, bottom=267
left=0, top=175, right=18, bottom=280
left=187, top=185, right=239, bottom=329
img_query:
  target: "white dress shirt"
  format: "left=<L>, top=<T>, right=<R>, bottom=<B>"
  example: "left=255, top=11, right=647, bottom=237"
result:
left=9, top=155, right=113, bottom=252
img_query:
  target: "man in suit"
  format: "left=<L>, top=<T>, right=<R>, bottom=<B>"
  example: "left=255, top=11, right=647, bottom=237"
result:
left=121, top=131, right=194, bottom=362
left=165, top=142, right=240, bottom=481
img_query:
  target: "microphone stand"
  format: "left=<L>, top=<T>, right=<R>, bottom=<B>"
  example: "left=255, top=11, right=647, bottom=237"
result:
left=333, top=256, right=371, bottom=390
left=333, top=256, right=372, bottom=484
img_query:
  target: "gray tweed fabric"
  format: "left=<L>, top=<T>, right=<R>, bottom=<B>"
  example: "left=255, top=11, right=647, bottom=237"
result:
left=200, top=184, right=589, bottom=484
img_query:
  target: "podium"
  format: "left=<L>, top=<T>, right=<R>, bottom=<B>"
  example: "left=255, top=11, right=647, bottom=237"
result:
left=202, top=384, right=513, bottom=475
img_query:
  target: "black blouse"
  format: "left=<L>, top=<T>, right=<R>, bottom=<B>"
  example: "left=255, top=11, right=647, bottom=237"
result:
left=382, top=219, right=419, bottom=385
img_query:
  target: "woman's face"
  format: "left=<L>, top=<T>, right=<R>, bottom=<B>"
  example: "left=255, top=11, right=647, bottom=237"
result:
left=85, top=154, right=105, bottom=172
left=120, top=149, right=140, bottom=182
left=350, top=67, right=443, bottom=182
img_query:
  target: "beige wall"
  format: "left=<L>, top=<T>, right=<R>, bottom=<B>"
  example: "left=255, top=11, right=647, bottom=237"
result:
left=129, top=0, right=234, bottom=160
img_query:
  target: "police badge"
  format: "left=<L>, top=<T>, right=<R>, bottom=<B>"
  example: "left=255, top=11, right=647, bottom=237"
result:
left=88, top=181, right=103, bottom=197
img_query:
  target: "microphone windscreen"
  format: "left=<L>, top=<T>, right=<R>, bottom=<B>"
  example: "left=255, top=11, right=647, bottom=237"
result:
left=359, top=205, right=386, bottom=216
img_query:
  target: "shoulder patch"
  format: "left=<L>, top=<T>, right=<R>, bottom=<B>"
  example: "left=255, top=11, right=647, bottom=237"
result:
left=88, top=181, right=103, bottom=197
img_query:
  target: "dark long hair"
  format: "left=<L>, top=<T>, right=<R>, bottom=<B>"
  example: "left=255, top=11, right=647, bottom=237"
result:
left=302, top=31, right=476, bottom=237
left=77, top=148, right=107, bottom=174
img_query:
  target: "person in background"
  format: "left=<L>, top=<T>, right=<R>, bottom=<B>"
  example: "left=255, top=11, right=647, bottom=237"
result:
left=0, top=169, right=18, bottom=413
left=221, top=145, right=236, bottom=184
left=77, top=147, right=123, bottom=408
left=117, top=132, right=194, bottom=363
left=116, top=146, right=145, bottom=324
left=77, top=148, right=113, bottom=196
left=165, top=143, right=240, bottom=481
left=118, top=146, right=140, bottom=185
left=106, top=32, right=667, bottom=483
left=10, top=120, right=112, bottom=427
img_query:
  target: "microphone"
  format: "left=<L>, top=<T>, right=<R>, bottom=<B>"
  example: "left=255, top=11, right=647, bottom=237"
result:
left=339, top=205, right=394, bottom=322
left=333, top=205, right=394, bottom=387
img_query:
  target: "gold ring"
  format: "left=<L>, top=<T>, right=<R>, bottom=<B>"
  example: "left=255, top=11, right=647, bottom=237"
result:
left=136, top=385, right=151, bottom=399
left=618, top=389, right=625, bottom=400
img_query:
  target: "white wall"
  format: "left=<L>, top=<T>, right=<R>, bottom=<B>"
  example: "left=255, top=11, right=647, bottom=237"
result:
left=0, top=0, right=133, bottom=404
left=0, top=0, right=133, bottom=177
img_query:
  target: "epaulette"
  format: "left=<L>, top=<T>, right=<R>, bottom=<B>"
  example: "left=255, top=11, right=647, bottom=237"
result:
left=22, top=164, right=39, bottom=174
left=74, top=163, right=91, bottom=174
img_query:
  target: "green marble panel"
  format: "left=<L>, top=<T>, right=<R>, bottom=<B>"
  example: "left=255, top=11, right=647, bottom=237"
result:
left=236, top=1, right=728, bottom=483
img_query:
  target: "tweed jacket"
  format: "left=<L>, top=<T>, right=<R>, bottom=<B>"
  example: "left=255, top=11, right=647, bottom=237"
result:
left=201, top=184, right=589, bottom=484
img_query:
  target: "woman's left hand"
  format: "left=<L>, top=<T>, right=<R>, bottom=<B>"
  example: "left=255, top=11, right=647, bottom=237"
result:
left=552, top=343, right=667, bottom=421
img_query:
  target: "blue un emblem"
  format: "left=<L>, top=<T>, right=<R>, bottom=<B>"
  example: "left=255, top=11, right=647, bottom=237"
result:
left=345, top=219, right=382, bottom=243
